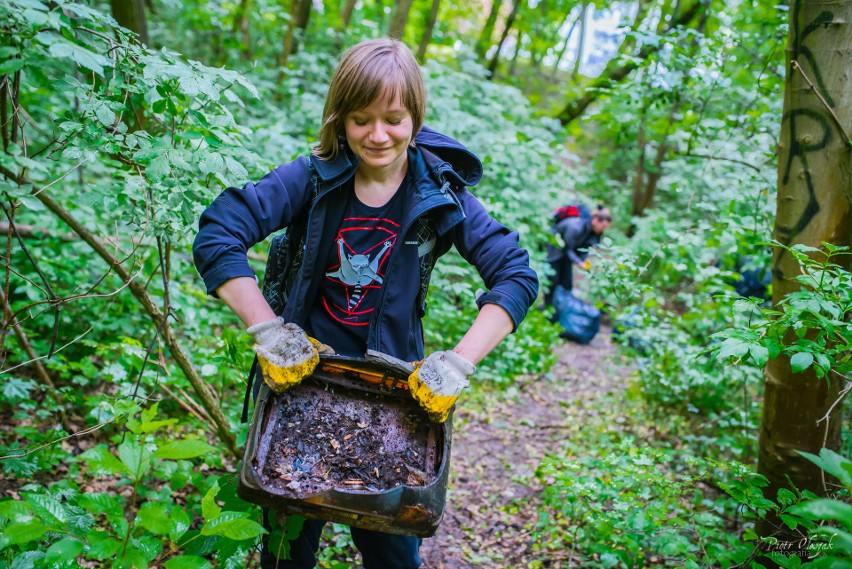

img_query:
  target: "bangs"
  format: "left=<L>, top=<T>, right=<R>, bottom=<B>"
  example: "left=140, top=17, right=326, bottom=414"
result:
left=338, top=58, right=413, bottom=115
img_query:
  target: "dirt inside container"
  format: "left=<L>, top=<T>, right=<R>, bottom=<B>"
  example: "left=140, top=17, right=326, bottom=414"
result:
left=258, top=381, right=436, bottom=497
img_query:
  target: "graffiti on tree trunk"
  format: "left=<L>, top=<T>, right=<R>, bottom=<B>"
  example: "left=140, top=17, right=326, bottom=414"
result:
left=774, top=4, right=837, bottom=279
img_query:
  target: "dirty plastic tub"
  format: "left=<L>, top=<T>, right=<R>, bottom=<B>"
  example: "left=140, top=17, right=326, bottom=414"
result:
left=237, top=352, right=452, bottom=537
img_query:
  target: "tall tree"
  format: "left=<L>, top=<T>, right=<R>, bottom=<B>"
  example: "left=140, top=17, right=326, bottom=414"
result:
left=389, top=0, right=414, bottom=39
left=416, top=0, right=442, bottom=62
left=487, top=0, right=521, bottom=79
left=556, top=0, right=705, bottom=124
left=476, top=0, right=503, bottom=59
left=340, top=0, right=357, bottom=31
left=279, top=0, right=312, bottom=69
left=110, top=0, right=149, bottom=45
left=759, top=0, right=852, bottom=541
left=570, top=2, right=588, bottom=79
left=233, top=0, right=253, bottom=60
left=549, top=10, right=578, bottom=80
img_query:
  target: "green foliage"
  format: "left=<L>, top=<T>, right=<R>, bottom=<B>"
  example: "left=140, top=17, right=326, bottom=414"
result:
left=712, top=243, right=851, bottom=381
left=0, top=403, right=263, bottom=567
left=532, top=397, right=755, bottom=568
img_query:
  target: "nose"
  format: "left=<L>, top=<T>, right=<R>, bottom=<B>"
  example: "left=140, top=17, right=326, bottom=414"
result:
left=368, top=122, right=389, bottom=143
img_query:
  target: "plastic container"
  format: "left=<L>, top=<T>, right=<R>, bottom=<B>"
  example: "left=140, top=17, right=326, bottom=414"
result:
left=237, top=352, right=451, bottom=537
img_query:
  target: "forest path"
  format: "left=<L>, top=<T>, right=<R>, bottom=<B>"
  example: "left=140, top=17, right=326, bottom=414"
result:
left=418, top=326, right=630, bottom=568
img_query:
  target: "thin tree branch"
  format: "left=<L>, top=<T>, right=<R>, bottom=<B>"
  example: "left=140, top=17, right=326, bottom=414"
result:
left=791, top=59, right=852, bottom=147
left=0, top=164, right=238, bottom=458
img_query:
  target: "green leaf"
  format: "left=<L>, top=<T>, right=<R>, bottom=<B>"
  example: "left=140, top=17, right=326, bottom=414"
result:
left=201, top=483, right=221, bottom=521
left=95, top=105, right=115, bottom=127
left=168, top=506, right=191, bottom=542
left=44, top=538, right=84, bottom=564
left=749, top=344, right=769, bottom=367
left=790, top=352, right=814, bottom=373
left=717, top=338, right=750, bottom=360
left=118, top=440, right=152, bottom=481
left=0, top=57, right=25, bottom=75
left=799, top=449, right=852, bottom=488
left=779, top=513, right=799, bottom=530
left=136, top=502, right=171, bottom=535
left=24, top=493, right=66, bottom=525
left=789, top=498, right=852, bottom=524
left=200, top=153, right=224, bottom=175
left=77, top=493, right=124, bottom=519
left=0, top=500, right=31, bottom=521
left=79, top=446, right=126, bottom=475
left=200, top=518, right=266, bottom=541
left=163, top=555, right=213, bottom=569
left=46, top=39, right=110, bottom=76
left=153, top=439, right=216, bottom=460
left=224, top=155, right=248, bottom=181
left=84, top=531, right=122, bottom=561
left=2, top=520, right=46, bottom=545
left=777, top=488, right=797, bottom=506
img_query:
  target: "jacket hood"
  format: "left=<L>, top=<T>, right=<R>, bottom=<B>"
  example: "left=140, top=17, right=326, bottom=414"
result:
left=310, top=126, right=483, bottom=189
left=414, top=126, right=483, bottom=188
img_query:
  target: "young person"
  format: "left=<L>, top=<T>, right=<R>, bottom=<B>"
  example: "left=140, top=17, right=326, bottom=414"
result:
left=193, top=38, right=538, bottom=568
left=543, top=204, right=611, bottom=306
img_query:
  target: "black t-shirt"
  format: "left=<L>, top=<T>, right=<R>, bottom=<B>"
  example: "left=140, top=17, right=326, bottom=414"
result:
left=306, top=175, right=408, bottom=356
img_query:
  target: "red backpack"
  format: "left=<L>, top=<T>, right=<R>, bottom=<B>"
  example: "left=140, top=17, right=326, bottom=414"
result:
left=551, top=203, right=591, bottom=225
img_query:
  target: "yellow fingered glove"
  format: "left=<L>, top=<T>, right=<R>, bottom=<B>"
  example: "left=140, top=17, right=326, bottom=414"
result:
left=247, top=318, right=331, bottom=393
left=408, top=350, right=475, bottom=423
left=580, top=259, right=592, bottom=271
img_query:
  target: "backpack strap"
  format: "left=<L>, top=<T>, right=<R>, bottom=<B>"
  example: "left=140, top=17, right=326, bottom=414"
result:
left=414, top=212, right=438, bottom=318
left=241, top=164, right=320, bottom=423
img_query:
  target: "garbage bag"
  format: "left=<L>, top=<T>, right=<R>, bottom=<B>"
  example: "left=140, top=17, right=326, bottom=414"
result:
left=552, top=285, right=600, bottom=344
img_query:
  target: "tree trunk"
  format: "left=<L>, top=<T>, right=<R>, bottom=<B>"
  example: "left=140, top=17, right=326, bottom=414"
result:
left=291, top=0, right=312, bottom=55
left=759, top=0, right=852, bottom=543
left=279, top=0, right=300, bottom=69
left=557, top=0, right=704, bottom=123
left=109, top=0, right=149, bottom=45
left=550, top=11, right=578, bottom=80
left=487, top=1, right=520, bottom=79
left=570, top=2, right=588, bottom=79
left=508, top=32, right=523, bottom=77
left=416, top=0, right=441, bottom=62
left=341, top=0, right=357, bottom=30
left=233, top=0, right=253, bottom=60
left=476, top=0, right=503, bottom=59
left=388, top=0, right=414, bottom=39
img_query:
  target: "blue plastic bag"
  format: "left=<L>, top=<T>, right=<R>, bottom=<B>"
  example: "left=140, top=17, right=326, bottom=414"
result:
left=552, top=285, right=600, bottom=344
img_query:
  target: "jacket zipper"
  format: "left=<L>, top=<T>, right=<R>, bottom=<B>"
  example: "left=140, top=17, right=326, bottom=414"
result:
left=366, top=187, right=457, bottom=351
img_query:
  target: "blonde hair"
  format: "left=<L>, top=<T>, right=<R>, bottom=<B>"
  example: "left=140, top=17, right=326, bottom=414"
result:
left=313, top=38, right=426, bottom=160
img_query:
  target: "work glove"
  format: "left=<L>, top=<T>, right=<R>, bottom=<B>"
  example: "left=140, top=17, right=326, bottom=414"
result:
left=579, top=259, right=592, bottom=271
left=247, top=317, right=332, bottom=393
left=408, top=350, right=476, bottom=423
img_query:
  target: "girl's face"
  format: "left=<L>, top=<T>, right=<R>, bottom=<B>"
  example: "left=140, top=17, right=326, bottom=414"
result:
left=344, top=92, right=413, bottom=177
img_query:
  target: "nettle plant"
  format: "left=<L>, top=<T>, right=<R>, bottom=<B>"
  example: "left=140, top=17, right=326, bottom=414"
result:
left=0, top=403, right=265, bottom=568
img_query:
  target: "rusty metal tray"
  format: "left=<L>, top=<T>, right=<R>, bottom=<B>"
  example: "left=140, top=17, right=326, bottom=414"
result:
left=237, top=353, right=452, bottom=537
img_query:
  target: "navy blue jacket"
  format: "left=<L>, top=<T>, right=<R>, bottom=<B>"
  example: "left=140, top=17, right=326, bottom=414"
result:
left=193, top=127, right=538, bottom=361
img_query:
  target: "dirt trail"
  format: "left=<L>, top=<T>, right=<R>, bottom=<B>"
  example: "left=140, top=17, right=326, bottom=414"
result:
left=419, top=327, right=630, bottom=568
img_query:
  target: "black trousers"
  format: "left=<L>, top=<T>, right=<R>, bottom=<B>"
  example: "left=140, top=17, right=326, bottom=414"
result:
left=544, top=256, right=573, bottom=306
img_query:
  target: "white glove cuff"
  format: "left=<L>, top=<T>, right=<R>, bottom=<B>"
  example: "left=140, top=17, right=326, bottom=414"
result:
left=446, top=350, right=476, bottom=376
left=247, top=316, right=283, bottom=346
